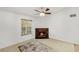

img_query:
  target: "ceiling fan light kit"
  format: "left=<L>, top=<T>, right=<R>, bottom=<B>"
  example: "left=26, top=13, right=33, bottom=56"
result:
left=40, top=12, right=45, bottom=16
left=35, top=7, right=51, bottom=16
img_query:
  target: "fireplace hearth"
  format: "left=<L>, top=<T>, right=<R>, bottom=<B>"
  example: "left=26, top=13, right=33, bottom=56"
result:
left=35, top=28, right=49, bottom=39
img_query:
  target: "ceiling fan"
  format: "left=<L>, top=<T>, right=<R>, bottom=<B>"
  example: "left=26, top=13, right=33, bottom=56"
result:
left=34, top=7, right=51, bottom=16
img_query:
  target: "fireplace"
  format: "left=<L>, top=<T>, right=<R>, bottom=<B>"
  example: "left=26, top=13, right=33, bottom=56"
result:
left=35, top=28, right=49, bottom=39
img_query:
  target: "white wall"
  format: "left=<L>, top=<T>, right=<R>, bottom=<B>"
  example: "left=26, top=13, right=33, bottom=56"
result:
left=0, top=10, right=34, bottom=48
left=48, top=8, right=79, bottom=44
left=0, top=10, right=48, bottom=48
left=32, top=16, right=50, bottom=37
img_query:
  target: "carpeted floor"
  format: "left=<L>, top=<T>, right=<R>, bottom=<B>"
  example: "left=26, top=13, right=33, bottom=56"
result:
left=0, top=39, right=79, bottom=52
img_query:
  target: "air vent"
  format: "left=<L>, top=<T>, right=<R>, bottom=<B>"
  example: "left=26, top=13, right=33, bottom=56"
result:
left=70, top=14, right=76, bottom=17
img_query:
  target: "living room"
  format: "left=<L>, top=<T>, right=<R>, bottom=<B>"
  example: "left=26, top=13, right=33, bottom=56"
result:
left=0, top=7, right=79, bottom=52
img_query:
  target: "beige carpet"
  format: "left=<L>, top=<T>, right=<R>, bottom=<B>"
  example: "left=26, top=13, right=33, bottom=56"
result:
left=0, top=39, right=79, bottom=52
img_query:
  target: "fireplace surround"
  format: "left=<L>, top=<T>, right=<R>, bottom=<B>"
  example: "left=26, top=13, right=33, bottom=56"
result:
left=35, top=28, right=49, bottom=39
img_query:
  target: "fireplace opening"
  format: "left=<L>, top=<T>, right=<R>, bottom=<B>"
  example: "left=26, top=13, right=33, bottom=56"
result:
left=35, top=28, right=49, bottom=39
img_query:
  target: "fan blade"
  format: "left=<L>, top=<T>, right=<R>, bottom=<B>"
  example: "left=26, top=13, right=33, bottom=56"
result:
left=35, top=10, right=41, bottom=12
left=45, top=8, right=50, bottom=11
left=45, top=12, right=51, bottom=14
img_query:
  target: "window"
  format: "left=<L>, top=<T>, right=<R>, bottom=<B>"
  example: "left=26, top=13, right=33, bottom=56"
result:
left=21, top=19, right=32, bottom=36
